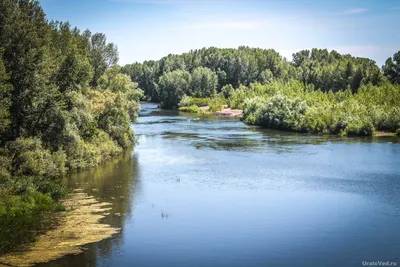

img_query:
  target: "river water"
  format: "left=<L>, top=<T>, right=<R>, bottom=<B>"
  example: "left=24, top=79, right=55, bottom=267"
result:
left=40, top=102, right=400, bottom=267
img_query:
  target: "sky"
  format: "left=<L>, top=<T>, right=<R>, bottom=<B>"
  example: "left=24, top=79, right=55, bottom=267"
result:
left=40, top=0, right=400, bottom=66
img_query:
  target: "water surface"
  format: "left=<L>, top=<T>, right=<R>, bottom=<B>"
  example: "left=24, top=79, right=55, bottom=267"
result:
left=40, top=102, right=400, bottom=267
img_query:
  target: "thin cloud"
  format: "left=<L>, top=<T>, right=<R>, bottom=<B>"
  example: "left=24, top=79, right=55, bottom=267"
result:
left=339, top=8, right=367, bottom=15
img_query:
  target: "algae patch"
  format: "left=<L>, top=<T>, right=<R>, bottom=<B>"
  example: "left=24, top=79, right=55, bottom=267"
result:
left=0, top=191, right=120, bottom=267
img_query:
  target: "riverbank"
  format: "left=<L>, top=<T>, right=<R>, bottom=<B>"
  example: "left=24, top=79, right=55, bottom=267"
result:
left=0, top=191, right=118, bottom=267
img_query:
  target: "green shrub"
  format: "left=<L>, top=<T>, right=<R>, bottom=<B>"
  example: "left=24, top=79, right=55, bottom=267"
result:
left=343, top=118, right=375, bottom=136
left=300, top=106, right=330, bottom=133
left=178, top=95, right=192, bottom=107
left=228, top=86, right=248, bottom=109
left=65, top=131, right=122, bottom=170
left=242, top=97, right=264, bottom=125
left=178, top=95, right=210, bottom=107
left=179, top=105, right=201, bottom=113
left=396, top=129, right=400, bottom=136
left=5, top=138, right=67, bottom=178
left=191, top=98, right=210, bottom=107
left=0, top=190, right=63, bottom=253
left=221, top=84, right=234, bottom=99
left=385, top=107, right=400, bottom=131
left=252, top=93, right=308, bottom=131
left=209, top=95, right=227, bottom=112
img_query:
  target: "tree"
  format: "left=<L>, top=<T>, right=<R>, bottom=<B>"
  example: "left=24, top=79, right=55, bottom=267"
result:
left=383, top=51, right=400, bottom=84
left=158, top=70, right=191, bottom=108
left=0, top=54, right=12, bottom=142
left=89, top=33, right=119, bottom=86
left=0, top=0, right=54, bottom=140
left=221, top=84, right=234, bottom=99
left=190, top=67, right=218, bottom=98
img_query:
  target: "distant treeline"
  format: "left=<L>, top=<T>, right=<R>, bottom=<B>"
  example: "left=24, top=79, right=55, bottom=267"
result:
left=0, top=0, right=141, bottom=252
left=122, top=47, right=400, bottom=108
left=122, top=47, right=400, bottom=136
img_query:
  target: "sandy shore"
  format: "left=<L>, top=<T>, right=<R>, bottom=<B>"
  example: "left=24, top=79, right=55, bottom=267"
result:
left=213, top=108, right=243, bottom=118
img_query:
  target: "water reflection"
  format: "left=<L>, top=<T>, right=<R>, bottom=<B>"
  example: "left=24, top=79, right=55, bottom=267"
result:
left=137, top=103, right=399, bottom=153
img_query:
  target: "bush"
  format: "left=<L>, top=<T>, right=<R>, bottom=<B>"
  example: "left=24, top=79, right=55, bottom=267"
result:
left=228, top=86, right=248, bottom=109
left=209, top=95, right=227, bottom=112
left=396, top=129, right=400, bottom=136
left=179, top=105, right=201, bottom=113
left=221, top=84, right=234, bottom=99
left=249, top=93, right=308, bottom=131
left=5, top=138, right=67, bottom=178
left=0, top=190, right=63, bottom=253
left=242, top=97, right=264, bottom=125
left=300, top=106, right=330, bottom=134
left=343, top=118, right=375, bottom=136
left=178, top=95, right=210, bottom=107
left=65, top=130, right=121, bottom=170
left=190, top=98, right=210, bottom=107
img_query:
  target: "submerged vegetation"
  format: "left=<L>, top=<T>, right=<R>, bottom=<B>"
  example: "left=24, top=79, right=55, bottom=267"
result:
left=0, top=0, right=141, bottom=252
left=0, top=191, right=119, bottom=267
left=123, top=47, right=400, bottom=136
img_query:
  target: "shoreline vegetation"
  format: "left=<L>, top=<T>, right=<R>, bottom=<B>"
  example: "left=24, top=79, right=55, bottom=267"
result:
left=0, top=0, right=141, bottom=254
left=122, top=47, right=400, bottom=137
left=177, top=102, right=396, bottom=137
left=1, top=0, right=399, bottom=260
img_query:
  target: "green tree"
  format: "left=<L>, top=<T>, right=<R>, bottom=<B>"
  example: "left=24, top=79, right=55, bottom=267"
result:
left=0, top=54, right=12, bottom=143
left=0, top=0, right=141, bottom=252
left=190, top=67, right=218, bottom=98
left=89, top=33, right=119, bottom=87
left=383, top=51, right=400, bottom=84
left=158, top=70, right=191, bottom=108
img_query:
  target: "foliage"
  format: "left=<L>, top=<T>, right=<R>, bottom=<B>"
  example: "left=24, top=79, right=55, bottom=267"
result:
left=158, top=70, right=191, bottom=108
left=383, top=51, right=400, bottom=84
left=190, top=67, right=218, bottom=98
left=208, top=94, right=227, bottom=112
left=178, top=95, right=210, bottom=107
left=0, top=0, right=141, bottom=252
left=178, top=105, right=201, bottom=113
left=343, top=119, right=375, bottom=136
left=0, top=190, right=63, bottom=253
left=221, top=84, right=234, bottom=99
left=243, top=94, right=308, bottom=131
left=228, top=85, right=249, bottom=110
left=242, top=81, right=400, bottom=136
left=123, top=47, right=386, bottom=106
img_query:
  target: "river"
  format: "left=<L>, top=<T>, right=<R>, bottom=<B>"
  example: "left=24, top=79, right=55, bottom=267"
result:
left=39, top=102, right=400, bottom=267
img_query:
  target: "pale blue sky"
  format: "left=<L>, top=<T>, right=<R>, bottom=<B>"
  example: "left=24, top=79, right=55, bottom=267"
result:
left=40, top=0, right=400, bottom=66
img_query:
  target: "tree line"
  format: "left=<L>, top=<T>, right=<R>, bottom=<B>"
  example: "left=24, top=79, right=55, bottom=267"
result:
left=120, top=47, right=400, bottom=108
left=0, top=0, right=141, bottom=252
